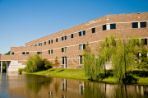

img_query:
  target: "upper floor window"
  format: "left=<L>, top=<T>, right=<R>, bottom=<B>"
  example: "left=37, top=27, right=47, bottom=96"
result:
left=102, top=23, right=116, bottom=30
left=102, top=25, right=106, bottom=30
left=79, top=31, right=86, bottom=36
left=56, top=38, right=58, bottom=42
left=132, top=22, right=138, bottom=28
left=110, top=23, right=116, bottom=29
left=140, top=22, right=147, bottom=28
left=64, top=36, right=67, bottom=40
left=38, top=43, right=42, bottom=46
left=48, top=40, right=51, bottom=44
left=61, top=47, right=67, bottom=53
left=71, top=34, right=74, bottom=38
left=91, top=28, right=96, bottom=33
left=61, top=36, right=64, bottom=41
left=51, top=40, right=53, bottom=44
left=132, top=21, right=147, bottom=28
left=44, top=41, right=46, bottom=45
left=79, top=44, right=86, bottom=50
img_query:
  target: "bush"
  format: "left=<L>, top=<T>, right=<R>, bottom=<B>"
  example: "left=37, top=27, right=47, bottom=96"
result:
left=25, top=55, right=52, bottom=72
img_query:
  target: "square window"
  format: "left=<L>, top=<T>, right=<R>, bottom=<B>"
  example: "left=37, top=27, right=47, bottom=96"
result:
left=140, top=22, right=147, bottom=28
left=92, top=28, right=96, bottom=33
left=132, top=22, right=138, bottom=28
left=110, top=24, right=116, bottom=29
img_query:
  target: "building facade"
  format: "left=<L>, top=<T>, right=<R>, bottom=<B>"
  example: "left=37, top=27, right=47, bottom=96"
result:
left=0, top=12, right=148, bottom=70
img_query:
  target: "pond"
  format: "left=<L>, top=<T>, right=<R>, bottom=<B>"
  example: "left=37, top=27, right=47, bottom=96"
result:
left=0, top=73, right=148, bottom=98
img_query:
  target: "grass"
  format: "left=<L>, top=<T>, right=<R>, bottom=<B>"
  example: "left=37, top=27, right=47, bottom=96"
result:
left=27, top=68, right=88, bottom=80
left=26, top=68, right=148, bottom=85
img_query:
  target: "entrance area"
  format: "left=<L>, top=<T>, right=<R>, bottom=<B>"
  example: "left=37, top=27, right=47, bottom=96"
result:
left=0, top=61, right=10, bottom=73
left=62, top=56, right=67, bottom=68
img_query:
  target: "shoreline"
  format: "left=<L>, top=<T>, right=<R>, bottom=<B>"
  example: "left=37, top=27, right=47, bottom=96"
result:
left=25, top=68, right=148, bottom=85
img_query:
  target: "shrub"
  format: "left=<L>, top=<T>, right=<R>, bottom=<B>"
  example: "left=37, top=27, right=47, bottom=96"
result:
left=25, top=55, right=52, bottom=72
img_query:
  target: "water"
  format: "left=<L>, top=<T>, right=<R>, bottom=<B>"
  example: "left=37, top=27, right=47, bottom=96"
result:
left=0, top=73, right=148, bottom=98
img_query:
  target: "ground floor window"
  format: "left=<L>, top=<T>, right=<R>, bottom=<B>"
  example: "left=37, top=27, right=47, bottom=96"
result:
left=79, top=55, right=83, bottom=64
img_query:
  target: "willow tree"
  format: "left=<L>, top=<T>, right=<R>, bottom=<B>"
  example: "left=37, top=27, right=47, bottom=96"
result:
left=83, top=44, right=97, bottom=80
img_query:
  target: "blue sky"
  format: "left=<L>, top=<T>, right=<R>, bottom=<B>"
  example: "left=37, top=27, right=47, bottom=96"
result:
left=0, top=0, right=148, bottom=54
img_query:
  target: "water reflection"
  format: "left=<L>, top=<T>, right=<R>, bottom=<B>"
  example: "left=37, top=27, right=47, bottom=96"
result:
left=0, top=74, right=148, bottom=98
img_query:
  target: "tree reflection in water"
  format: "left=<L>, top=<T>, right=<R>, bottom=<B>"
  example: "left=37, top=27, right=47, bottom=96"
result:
left=25, top=74, right=52, bottom=93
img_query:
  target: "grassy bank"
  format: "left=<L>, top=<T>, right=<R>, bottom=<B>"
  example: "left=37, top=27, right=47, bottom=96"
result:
left=26, top=68, right=148, bottom=85
left=27, top=68, right=88, bottom=80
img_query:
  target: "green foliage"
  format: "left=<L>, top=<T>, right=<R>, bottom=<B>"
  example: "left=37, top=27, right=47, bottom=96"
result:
left=25, top=55, right=52, bottom=72
left=83, top=36, right=148, bottom=83
left=5, top=51, right=11, bottom=55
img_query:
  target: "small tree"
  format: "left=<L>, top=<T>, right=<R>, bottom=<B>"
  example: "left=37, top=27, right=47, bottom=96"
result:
left=54, top=57, right=60, bottom=68
left=25, top=54, right=52, bottom=72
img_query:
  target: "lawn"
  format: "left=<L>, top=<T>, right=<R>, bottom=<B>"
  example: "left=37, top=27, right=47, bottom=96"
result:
left=27, top=68, right=88, bottom=80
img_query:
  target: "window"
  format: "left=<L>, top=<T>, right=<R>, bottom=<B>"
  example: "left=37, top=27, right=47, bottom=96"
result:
left=141, top=38, right=147, bottom=45
left=79, top=31, right=86, bottom=36
left=61, top=37, right=64, bottom=41
left=103, top=23, right=116, bottom=30
left=102, top=25, right=106, bottom=30
left=22, top=52, right=25, bottom=55
left=38, top=43, right=42, bottom=46
left=37, top=52, right=42, bottom=54
left=79, top=55, right=83, bottom=64
left=110, top=23, right=116, bottom=29
left=61, top=47, right=67, bottom=53
left=140, top=22, right=147, bottom=28
left=51, top=40, right=53, bottom=44
left=64, top=36, right=67, bottom=40
left=48, top=49, right=53, bottom=55
left=48, top=40, right=50, bottom=44
left=11, top=52, right=14, bottom=55
left=71, top=34, right=74, bottom=38
left=56, top=38, right=58, bottom=42
left=44, top=41, right=46, bottom=45
left=91, top=28, right=96, bottom=33
left=26, top=52, right=29, bottom=55
left=79, top=44, right=86, bottom=50
left=132, top=22, right=138, bottom=28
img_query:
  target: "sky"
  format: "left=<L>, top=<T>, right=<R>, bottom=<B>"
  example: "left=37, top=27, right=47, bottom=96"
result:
left=0, top=0, right=148, bottom=54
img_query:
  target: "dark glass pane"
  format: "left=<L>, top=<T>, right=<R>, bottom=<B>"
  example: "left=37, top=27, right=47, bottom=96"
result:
left=132, top=22, right=138, bottom=28
left=110, top=24, right=116, bottom=29
left=71, top=34, right=74, bottom=38
left=83, top=31, right=86, bottom=35
left=79, top=31, right=82, bottom=36
left=140, top=22, right=147, bottom=28
left=56, top=38, right=58, bottom=42
left=102, top=25, right=106, bottom=30
left=92, top=28, right=96, bottom=33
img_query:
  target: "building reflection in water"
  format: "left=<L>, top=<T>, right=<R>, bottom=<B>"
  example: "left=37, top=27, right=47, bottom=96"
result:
left=5, top=75, right=148, bottom=98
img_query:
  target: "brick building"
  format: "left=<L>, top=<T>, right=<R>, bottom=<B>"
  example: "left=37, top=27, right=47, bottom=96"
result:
left=0, top=12, right=148, bottom=72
